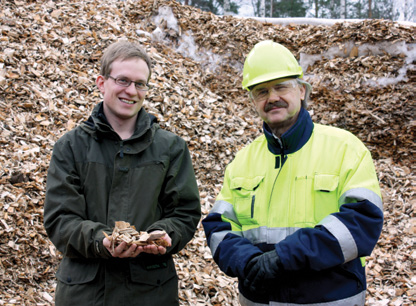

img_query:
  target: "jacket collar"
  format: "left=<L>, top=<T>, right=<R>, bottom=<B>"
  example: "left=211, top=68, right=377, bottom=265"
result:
left=82, top=102, right=158, bottom=142
left=263, top=107, right=314, bottom=155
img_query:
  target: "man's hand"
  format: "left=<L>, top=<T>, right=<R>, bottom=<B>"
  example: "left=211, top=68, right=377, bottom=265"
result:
left=103, top=238, right=141, bottom=258
left=103, top=231, right=172, bottom=258
left=244, top=251, right=282, bottom=292
left=136, top=231, right=172, bottom=255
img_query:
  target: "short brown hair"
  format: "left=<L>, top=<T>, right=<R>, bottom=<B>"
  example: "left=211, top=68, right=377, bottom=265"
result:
left=100, top=41, right=152, bottom=82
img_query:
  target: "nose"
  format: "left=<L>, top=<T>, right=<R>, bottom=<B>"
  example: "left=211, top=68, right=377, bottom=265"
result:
left=267, top=88, right=282, bottom=101
left=125, top=82, right=138, bottom=95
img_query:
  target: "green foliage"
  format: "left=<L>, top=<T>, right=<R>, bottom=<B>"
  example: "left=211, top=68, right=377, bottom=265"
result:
left=349, top=0, right=393, bottom=19
left=371, top=0, right=393, bottom=19
left=181, top=0, right=240, bottom=15
left=253, top=0, right=307, bottom=17
left=182, top=0, right=397, bottom=20
left=271, top=0, right=308, bottom=18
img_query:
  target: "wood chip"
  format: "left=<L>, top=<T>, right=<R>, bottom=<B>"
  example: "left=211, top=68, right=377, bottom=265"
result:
left=104, top=221, right=169, bottom=249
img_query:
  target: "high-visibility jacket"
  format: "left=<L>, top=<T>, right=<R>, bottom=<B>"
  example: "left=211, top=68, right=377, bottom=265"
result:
left=203, top=108, right=383, bottom=305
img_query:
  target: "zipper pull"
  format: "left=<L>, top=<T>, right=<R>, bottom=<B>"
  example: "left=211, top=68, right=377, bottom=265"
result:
left=275, top=155, right=281, bottom=169
left=120, top=142, right=124, bottom=158
left=251, top=195, right=255, bottom=218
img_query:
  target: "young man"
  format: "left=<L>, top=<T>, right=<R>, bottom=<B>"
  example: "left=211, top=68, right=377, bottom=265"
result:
left=44, top=41, right=201, bottom=305
left=203, top=40, right=383, bottom=306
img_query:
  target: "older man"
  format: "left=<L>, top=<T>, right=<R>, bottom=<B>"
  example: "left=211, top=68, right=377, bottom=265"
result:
left=203, top=40, right=383, bottom=306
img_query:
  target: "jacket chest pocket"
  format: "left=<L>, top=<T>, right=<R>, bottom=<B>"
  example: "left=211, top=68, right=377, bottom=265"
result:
left=231, top=176, right=264, bottom=225
left=313, top=174, right=339, bottom=222
left=294, top=174, right=339, bottom=227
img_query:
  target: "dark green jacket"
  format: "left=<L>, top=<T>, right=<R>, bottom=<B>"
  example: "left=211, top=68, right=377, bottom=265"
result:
left=44, top=103, right=201, bottom=305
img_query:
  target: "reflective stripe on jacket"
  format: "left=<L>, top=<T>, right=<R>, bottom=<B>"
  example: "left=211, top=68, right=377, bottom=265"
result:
left=203, top=108, right=383, bottom=305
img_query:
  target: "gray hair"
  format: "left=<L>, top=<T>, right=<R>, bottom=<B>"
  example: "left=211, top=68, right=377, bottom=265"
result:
left=296, top=79, right=312, bottom=109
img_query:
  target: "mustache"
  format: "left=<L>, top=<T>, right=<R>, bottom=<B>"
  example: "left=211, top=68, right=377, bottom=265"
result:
left=264, top=101, right=287, bottom=112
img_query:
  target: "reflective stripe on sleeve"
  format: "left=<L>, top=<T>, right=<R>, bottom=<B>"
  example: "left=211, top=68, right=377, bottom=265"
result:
left=209, top=224, right=301, bottom=255
left=239, top=290, right=365, bottom=306
left=211, top=200, right=302, bottom=244
left=211, top=200, right=239, bottom=223
left=339, top=187, right=383, bottom=211
left=243, top=226, right=300, bottom=244
left=210, top=230, right=243, bottom=257
left=208, top=200, right=242, bottom=256
left=318, top=214, right=357, bottom=262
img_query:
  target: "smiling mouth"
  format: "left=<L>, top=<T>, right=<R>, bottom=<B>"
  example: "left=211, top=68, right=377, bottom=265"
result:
left=120, top=98, right=136, bottom=105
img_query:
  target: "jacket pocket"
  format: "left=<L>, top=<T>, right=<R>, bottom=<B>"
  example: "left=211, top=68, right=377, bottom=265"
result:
left=130, top=254, right=176, bottom=286
left=313, top=174, right=339, bottom=222
left=294, top=174, right=339, bottom=227
left=338, top=258, right=366, bottom=291
left=56, top=257, right=100, bottom=285
left=230, top=176, right=264, bottom=224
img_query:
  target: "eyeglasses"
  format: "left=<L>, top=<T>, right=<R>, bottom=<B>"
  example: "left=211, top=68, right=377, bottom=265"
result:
left=106, top=75, right=150, bottom=91
left=250, top=79, right=298, bottom=102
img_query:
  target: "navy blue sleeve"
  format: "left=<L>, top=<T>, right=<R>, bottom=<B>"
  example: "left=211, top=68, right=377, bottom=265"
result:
left=203, top=212, right=263, bottom=278
left=276, top=199, right=383, bottom=271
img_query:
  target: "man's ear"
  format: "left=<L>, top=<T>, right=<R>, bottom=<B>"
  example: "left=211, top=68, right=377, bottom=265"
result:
left=299, top=84, right=306, bottom=100
left=248, top=92, right=255, bottom=104
left=96, top=75, right=105, bottom=93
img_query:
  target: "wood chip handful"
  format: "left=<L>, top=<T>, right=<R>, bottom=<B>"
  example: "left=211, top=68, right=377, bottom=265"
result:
left=103, top=221, right=169, bottom=251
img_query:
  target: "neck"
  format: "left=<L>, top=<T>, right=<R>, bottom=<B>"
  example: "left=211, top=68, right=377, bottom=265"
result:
left=269, top=127, right=285, bottom=138
left=111, top=121, right=135, bottom=140
left=115, top=127, right=135, bottom=140
left=104, top=111, right=137, bottom=140
left=268, top=117, right=298, bottom=138
left=263, top=107, right=313, bottom=156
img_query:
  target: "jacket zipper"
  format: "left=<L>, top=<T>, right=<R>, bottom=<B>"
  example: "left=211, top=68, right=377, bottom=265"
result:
left=251, top=136, right=286, bottom=221
left=274, top=136, right=286, bottom=169
left=268, top=135, right=285, bottom=219
left=251, top=195, right=255, bottom=218
left=119, top=142, right=124, bottom=158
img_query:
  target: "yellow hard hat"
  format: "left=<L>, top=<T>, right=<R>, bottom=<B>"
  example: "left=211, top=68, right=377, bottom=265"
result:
left=242, top=40, right=304, bottom=91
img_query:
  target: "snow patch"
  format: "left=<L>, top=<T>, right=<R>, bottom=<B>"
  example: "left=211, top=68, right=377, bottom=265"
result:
left=150, top=6, right=233, bottom=73
left=148, top=6, right=415, bottom=88
left=300, top=41, right=416, bottom=86
left=152, top=6, right=180, bottom=33
left=237, top=16, right=416, bottom=27
left=135, top=29, right=152, bottom=37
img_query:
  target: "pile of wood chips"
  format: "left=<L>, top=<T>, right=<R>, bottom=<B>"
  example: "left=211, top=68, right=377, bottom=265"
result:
left=0, top=0, right=414, bottom=305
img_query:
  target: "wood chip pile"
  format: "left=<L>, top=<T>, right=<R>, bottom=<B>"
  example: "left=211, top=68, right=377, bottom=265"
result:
left=0, top=0, right=414, bottom=305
